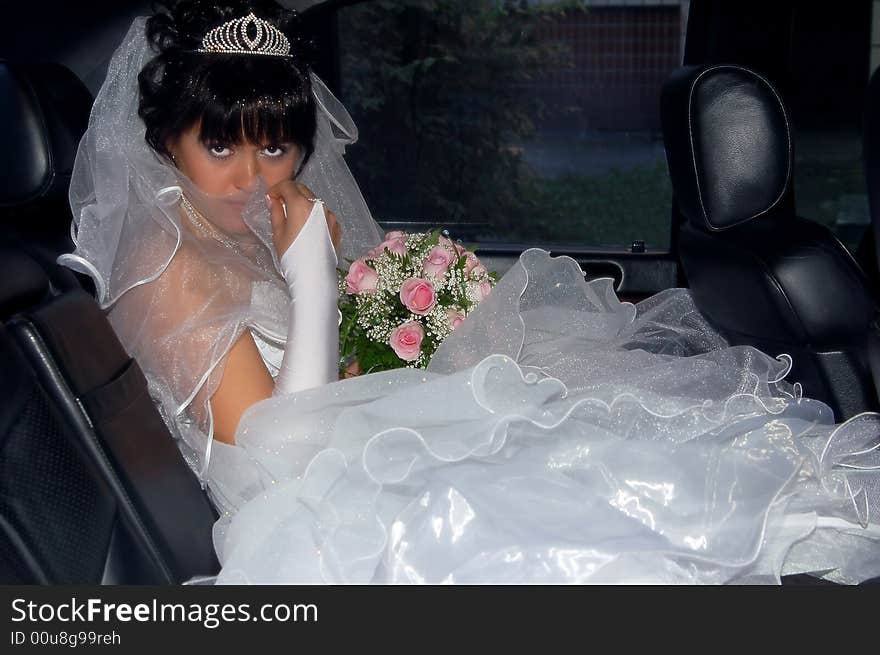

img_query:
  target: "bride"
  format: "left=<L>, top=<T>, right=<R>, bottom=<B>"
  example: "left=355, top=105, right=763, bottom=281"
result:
left=61, top=0, right=880, bottom=584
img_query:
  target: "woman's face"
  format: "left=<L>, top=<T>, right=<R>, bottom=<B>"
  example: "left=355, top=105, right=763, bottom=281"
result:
left=169, top=122, right=300, bottom=233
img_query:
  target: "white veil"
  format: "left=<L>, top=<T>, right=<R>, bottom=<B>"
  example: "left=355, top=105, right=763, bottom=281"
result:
left=59, top=17, right=384, bottom=481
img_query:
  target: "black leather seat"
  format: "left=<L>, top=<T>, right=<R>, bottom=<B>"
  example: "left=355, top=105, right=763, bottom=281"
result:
left=0, top=61, right=220, bottom=583
left=0, top=252, right=220, bottom=584
left=661, top=64, right=877, bottom=420
left=0, top=60, right=93, bottom=293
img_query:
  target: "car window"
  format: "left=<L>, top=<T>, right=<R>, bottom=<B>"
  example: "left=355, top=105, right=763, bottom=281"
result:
left=788, top=1, right=873, bottom=253
left=333, top=0, right=690, bottom=250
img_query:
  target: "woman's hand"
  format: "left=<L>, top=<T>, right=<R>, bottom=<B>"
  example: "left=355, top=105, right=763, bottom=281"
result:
left=266, top=180, right=342, bottom=257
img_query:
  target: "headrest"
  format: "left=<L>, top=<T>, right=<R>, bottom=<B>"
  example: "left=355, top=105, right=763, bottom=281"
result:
left=0, top=61, right=92, bottom=208
left=661, top=64, right=792, bottom=231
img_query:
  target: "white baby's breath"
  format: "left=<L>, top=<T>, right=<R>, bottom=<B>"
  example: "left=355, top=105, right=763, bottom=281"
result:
left=425, top=304, right=454, bottom=342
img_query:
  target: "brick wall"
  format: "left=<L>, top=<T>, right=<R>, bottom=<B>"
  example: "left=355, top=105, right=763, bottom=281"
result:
left=529, top=6, right=682, bottom=130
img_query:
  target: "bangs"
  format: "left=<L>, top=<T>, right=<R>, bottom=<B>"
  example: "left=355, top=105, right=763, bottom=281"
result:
left=189, top=56, right=316, bottom=149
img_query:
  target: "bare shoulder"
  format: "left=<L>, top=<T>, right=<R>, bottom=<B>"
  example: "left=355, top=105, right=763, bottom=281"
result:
left=294, top=182, right=315, bottom=199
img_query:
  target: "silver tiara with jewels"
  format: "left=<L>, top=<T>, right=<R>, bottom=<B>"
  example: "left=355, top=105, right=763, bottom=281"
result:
left=197, top=12, right=292, bottom=58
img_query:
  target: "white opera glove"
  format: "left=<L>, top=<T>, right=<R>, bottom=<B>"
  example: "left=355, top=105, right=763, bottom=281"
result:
left=273, top=201, right=340, bottom=396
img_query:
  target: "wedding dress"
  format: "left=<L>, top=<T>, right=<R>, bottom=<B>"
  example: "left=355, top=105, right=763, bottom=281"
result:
left=61, top=17, right=880, bottom=585
left=207, top=247, right=880, bottom=584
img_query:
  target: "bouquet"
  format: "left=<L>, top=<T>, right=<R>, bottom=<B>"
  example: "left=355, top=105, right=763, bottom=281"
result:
left=338, top=230, right=497, bottom=374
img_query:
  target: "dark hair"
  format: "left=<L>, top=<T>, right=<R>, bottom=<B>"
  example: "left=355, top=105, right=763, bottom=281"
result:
left=138, top=0, right=317, bottom=173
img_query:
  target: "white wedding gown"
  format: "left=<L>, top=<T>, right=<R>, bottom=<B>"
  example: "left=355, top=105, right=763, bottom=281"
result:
left=202, top=248, right=880, bottom=585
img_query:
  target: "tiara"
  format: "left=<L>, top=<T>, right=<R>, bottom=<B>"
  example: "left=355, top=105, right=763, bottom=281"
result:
left=197, top=12, right=292, bottom=58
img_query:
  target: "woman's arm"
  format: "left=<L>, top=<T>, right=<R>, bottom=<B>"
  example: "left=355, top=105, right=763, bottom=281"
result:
left=269, top=185, right=340, bottom=396
left=209, top=181, right=341, bottom=444
left=209, top=332, right=275, bottom=444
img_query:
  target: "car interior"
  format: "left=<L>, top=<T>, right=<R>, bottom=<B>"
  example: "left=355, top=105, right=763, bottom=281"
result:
left=1, top=0, right=878, bottom=584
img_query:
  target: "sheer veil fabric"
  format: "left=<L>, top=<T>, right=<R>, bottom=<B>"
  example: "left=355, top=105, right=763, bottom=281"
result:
left=63, top=18, right=880, bottom=584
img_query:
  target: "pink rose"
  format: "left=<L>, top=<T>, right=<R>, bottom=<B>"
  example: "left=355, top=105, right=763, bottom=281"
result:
left=423, top=246, right=456, bottom=279
left=389, top=321, right=424, bottom=362
left=463, top=251, right=480, bottom=274
left=369, top=237, right=407, bottom=258
left=400, top=277, right=437, bottom=315
left=384, top=230, right=408, bottom=240
left=439, top=236, right=462, bottom=255
left=470, top=263, right=488, bottom=279
left=345, top=259, right=378, bottom=294
left=468, top=279, right=493, bottom=303
left=446, top=308, right=466, bottom=330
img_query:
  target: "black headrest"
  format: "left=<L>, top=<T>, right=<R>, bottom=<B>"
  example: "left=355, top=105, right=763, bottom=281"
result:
left=661, top=64, right=792, bottom=231
left=0, top=61, right=92, bottom=208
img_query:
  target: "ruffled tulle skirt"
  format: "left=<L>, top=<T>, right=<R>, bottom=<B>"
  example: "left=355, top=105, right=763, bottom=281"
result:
left=204, top=249, right=880, bottom=584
